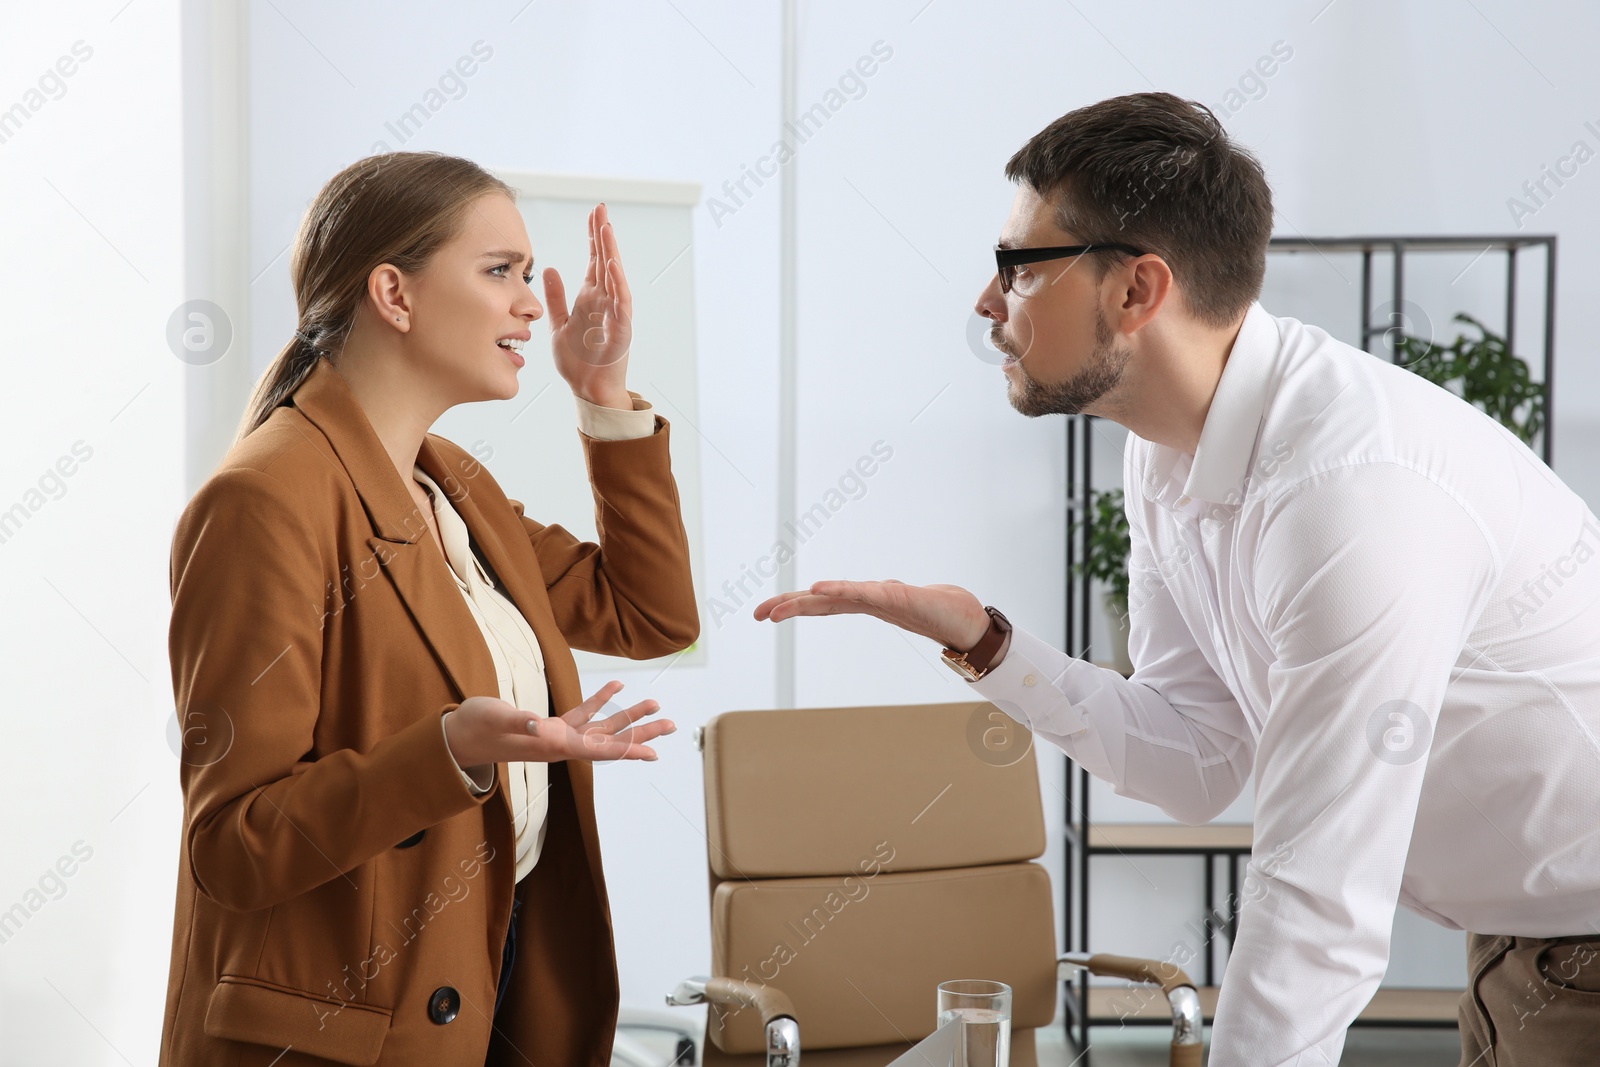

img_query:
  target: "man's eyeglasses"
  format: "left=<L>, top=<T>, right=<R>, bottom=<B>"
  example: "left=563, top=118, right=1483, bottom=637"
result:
left=994, top=243, right=1146, bottom=294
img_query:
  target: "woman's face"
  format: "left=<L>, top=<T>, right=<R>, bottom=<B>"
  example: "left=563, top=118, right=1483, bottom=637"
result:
left=402, top=192, right=543, bottom=404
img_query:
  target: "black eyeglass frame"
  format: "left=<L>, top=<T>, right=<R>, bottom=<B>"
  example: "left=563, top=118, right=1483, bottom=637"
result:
left=994, top=243, right=1147, bottom=293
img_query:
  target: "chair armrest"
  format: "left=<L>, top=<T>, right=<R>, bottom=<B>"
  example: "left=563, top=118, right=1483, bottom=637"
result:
left=666, top=975, right=799, bottom=1067
left=1060, top=953, right=1203, bottom=1067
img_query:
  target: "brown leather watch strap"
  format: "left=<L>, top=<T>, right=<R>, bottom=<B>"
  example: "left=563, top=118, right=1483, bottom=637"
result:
left=958, top=606, right=1012, bottom=677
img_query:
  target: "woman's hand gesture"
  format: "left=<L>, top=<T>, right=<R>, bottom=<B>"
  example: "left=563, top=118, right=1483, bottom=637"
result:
left=443, top=681, right=672, bottom=770
left=541, top=203, right=633, bottom=409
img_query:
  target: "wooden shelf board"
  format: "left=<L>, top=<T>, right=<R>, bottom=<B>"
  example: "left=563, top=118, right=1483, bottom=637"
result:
left=1354, top=988, right=1464, bottom=1023
left=1086, top=986, right=1461, bottom=1025
left=1086, top=823, right=1254, bottom=852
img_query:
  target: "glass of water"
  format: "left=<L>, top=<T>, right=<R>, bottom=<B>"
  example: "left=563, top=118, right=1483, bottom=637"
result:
left=936, top=979, right=1012, bottom=1067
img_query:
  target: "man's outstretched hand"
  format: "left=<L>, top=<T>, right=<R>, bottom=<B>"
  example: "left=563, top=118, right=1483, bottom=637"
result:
left=753, top=579, right=992, bottom=652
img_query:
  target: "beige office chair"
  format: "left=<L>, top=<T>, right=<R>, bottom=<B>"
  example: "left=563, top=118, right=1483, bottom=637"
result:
left=665, top=701, right=1203, bottom=1066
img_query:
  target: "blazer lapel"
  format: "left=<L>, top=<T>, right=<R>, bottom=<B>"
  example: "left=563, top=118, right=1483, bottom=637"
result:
left=291, top=358, right=604, bottom=892
left=411, top=436, right=608, bottom=896
left=290, top=358, right=500, bottom=706
left=411, top=436, right=573, bottom=696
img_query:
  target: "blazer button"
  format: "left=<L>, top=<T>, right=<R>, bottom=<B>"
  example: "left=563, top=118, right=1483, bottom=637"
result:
left=428, top=985, right=460, bottom=1024
left=396, top=829, right=426, bottom=849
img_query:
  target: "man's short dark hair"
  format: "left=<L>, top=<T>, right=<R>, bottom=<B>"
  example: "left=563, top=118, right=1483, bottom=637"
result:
left=1004, top=92, right=1273, bottom=328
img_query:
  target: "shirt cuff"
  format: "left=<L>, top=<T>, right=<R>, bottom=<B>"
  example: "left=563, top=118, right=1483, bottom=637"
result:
left=575, top=390, right=656, bottom=441
left=441, top=714, right=495, bottom=794
left=967, top=626, right=1091, bottom=738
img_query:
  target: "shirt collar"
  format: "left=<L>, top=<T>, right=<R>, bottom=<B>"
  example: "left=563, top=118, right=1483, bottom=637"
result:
left=1142, top=301, right=1281, bottom=517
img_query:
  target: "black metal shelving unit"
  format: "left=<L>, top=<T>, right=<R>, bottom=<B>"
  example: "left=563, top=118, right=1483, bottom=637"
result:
left=1061, top=234, right=1557, bottom=1059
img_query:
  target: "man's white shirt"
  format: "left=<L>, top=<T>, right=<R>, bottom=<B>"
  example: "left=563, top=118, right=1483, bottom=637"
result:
left=970, top=301, right=1600, bottom=1065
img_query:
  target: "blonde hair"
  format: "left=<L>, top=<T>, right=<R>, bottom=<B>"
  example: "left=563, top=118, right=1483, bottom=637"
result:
left=232, top=151, right=514, bottom=446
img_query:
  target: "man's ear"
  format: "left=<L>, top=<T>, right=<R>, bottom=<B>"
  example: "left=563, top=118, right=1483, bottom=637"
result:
left=1117, top=254, right=1173, bottom=334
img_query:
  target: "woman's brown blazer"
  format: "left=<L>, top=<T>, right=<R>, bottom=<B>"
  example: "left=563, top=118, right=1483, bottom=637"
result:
left=158, top=358, right=699, bottom=1066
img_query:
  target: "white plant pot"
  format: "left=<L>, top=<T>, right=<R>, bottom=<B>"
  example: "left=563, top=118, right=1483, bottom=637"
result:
left=1103, top=591, right=1132, bottom=674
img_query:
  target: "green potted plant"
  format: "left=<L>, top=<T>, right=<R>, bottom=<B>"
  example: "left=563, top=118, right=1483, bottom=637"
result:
left=1070, top=313, right=1544, bottom=675
left=1393, top=313, right=1546, bottom=445
left=1069, top=486, right=1133, bottom=673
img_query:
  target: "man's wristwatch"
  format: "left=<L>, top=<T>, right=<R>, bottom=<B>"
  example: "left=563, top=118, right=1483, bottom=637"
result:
left=940, top=606, right=1013, bottom=682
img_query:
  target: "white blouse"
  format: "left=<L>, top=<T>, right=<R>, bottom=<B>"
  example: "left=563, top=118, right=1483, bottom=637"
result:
left=420, top=392, right=656, bottom=883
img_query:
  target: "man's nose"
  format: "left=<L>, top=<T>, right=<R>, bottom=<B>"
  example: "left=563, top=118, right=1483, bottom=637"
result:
left=974, top=274, right=1006, bottom=322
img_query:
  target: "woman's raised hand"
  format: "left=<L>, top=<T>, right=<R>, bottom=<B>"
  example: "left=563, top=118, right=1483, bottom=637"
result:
left=541, top=202, right=633, bottom=409
left=442, top=681, right=673, bottom=769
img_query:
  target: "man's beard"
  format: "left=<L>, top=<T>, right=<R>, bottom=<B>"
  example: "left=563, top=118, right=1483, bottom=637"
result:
left=1001, top=304, right=1130, bottom=417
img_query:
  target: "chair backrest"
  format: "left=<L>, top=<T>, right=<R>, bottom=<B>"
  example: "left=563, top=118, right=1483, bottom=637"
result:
left=700, top=701, right=1057, bottom=1056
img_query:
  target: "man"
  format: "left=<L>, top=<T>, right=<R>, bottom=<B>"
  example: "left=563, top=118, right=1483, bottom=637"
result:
left=754, top=92, right=1600, bottom=1065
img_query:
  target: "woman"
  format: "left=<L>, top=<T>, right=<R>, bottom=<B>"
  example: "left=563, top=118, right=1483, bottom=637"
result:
left=159, top=152, right=699, bottom=1066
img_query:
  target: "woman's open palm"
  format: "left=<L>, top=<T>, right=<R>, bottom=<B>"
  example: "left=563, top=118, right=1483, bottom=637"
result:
left=541, top=202, right=633, bottom=399
left=443, top=681, right=672, bottom=768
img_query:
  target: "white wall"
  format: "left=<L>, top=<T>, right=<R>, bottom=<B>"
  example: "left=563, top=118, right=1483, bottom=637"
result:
left=0, top=3, right=187, bottom=1064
